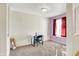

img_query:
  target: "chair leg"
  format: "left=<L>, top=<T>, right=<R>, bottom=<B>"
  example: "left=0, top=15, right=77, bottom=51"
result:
left=42, top=41, right=43, bottom=45
left=33, top=40, right=35, bottom=47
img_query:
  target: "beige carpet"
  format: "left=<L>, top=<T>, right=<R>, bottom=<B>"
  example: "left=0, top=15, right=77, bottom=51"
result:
left=10, top=41, right=64, bottom=56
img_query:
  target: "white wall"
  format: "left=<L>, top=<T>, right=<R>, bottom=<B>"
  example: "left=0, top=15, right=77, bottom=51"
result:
left=70, top=4, right=79, bottom=55
left=72, top=35, right=79, bottom=55
left=76, top=7, right=79, bottom=35
left=0, top=4, right=7, bottom=56
left=66, top=3, right=79, bottom=56
left=66, top=3, right=76, bottom=56
left=6, top=4, right=10, bottom=56
left=9, top=10, right=49, bottom=47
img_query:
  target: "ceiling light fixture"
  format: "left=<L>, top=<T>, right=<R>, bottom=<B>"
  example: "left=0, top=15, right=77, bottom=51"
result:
left=41, top=8, right=47, bottom=12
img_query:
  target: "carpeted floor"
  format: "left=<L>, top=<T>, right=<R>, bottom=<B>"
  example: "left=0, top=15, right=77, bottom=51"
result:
left=10, top=41, right=64, bottom=56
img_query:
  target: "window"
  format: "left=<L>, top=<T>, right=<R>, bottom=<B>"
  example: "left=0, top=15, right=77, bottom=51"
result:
left=53, top=16, right=66, bottom=37
left=56, top=18, right=62, bottom=37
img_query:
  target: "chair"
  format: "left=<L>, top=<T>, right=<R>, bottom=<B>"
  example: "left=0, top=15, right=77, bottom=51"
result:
left=33, top=35, right=43, bottom=47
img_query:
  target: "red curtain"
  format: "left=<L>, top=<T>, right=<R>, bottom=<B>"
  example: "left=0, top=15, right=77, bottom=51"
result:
left=53, top=19, right=56, bottom=36
left=61, top=17, right=66, bottom=37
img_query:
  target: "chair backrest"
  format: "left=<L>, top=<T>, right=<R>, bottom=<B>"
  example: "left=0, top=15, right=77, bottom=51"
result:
left=37, top=35, right=43, bottom=38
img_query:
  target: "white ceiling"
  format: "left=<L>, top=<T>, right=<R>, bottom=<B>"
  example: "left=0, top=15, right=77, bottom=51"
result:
left=9, top=3, right=66, bottom=17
